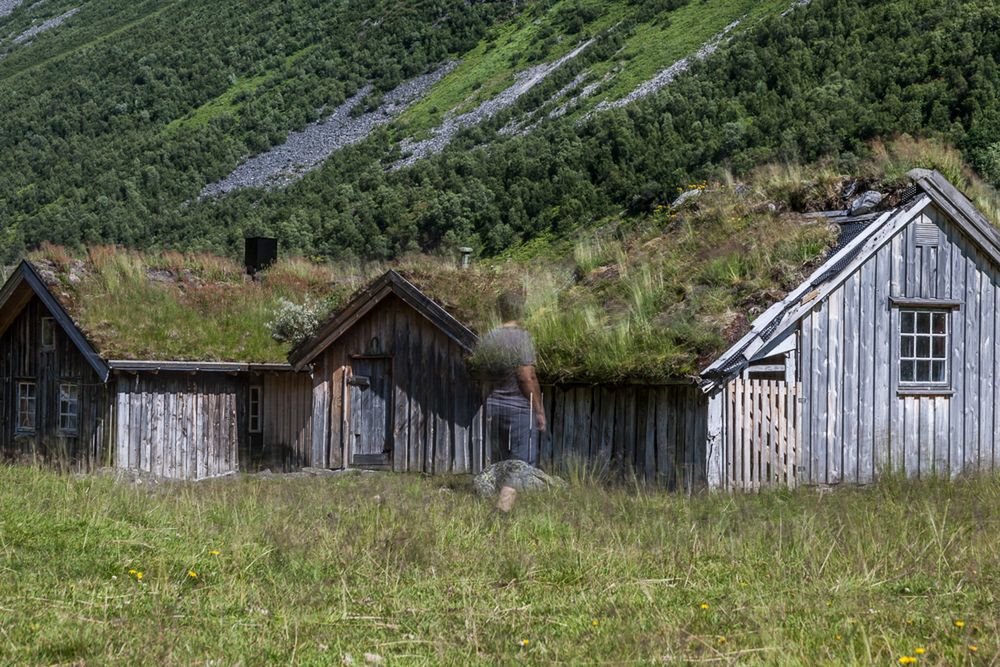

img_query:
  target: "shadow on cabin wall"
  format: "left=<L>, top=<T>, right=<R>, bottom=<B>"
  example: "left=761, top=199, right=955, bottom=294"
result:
left=243, top=371, right=315, bottom=473
left=484, top=382, right=708, bottom=490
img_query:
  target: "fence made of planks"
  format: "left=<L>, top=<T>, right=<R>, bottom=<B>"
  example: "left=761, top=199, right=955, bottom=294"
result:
left=724, top=378, right=801, bottom=491
left=485, top=383, right=708, bottom=490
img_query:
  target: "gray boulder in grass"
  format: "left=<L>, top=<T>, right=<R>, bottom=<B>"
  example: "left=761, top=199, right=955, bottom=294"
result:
left=473, top=460, right=567, bottom=497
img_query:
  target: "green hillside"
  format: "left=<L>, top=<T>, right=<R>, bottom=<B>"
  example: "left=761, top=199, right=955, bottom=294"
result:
left=3, top=0, right=1000, bottom=265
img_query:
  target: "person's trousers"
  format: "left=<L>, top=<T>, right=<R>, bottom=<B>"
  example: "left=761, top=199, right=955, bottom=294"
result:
left=486, top=398, right=538, bottom=467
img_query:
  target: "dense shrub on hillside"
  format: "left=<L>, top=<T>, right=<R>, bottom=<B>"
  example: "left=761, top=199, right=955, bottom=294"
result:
left=3, top=0, right=1000, bottom=265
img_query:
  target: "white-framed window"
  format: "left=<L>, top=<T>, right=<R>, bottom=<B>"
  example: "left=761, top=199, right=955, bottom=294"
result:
left=249, top=386, right=262, bottom=433
left=41, top=317, right=55, bottom=349
left=899, top=309, right=949, bottom=385
left=59, top=382, right=79, bottom=434
left=17, top=381, right=36, bottom=433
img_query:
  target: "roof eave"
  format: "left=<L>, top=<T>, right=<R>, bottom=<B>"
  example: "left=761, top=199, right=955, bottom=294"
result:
left=698, top=194, right=933, bottom=392
left=108, top=360, right=300, bottom=373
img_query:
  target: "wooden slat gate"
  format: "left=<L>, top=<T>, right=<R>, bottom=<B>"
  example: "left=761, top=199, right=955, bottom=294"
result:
left=725, top=379, right=801, bottom=491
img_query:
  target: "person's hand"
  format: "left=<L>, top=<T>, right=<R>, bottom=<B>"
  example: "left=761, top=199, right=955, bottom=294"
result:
left=535, top=412, right=547, bottom=433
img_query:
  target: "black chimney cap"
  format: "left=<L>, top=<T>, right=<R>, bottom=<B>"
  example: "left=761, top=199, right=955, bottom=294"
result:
left=245, top=237, right=278, bottom=276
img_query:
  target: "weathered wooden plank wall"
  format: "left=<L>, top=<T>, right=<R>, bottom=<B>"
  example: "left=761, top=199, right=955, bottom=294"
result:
left=317, top=294, right=483, bottom=474
left=799, top=203, right=1000, bottom=483
left=503, top=383, right=707, bottom=489
left=260, top=372, right=314, bottom=470
left=310, top=295, right=711, bottom=483
left=114, top=373, right=243, bottom=479
left=0, top=294, right=111, bottom=470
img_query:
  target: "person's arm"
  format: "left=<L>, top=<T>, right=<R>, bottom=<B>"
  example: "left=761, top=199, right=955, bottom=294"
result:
left=516, top=365, right=546, bottom=432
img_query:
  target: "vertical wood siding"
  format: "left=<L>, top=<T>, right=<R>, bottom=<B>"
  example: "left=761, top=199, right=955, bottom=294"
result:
left=114, top=370, right=313, bottom=479
left=798, top=203, right=1000, bottom=483
left=115, top=373, right=244, bottom=479
left=526, top=383, right=707, bottom=489
left=0, top=295, right=111, bottom=470
left=260, top=372, right=314, bottom=470
left=318, top=295, right=483, bottom=474
left=312, top=295, right=711, bottom=486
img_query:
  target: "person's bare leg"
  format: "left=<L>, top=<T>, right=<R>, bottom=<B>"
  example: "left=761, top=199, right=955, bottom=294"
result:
left=497, top=485, right=517, bottom=512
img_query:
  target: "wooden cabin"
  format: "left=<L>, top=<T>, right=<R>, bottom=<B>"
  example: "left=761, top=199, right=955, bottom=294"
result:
left=0, top=263, right=112, bottom=469
left=289, top=271, right=484, bottom=474
left=701, top=169, right=1000, bottom=490
left=289, top=271, right=706, bottom=487
left=0, top=261, right=313, bottom=478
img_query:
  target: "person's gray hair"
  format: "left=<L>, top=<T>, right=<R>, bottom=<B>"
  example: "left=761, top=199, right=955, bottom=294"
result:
left=497, top=289, right=526, bottom=322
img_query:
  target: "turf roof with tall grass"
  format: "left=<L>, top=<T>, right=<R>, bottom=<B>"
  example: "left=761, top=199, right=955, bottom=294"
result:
left=25, top=246, right=356, bottom=363
left=19, top=138, right=999, bottom=378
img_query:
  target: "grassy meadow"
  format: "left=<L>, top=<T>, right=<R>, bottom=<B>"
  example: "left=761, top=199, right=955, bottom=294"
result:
left=0, top=465, right=996, bottom=665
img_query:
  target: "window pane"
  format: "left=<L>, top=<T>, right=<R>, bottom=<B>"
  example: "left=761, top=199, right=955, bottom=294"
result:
left=916, top=312, right=931, bottom=333
left=916, top=360, right=931, bottom=381
left=41, top=319, right=54, bottom=347
left=932, top=337, right=946, bottom=358
left=901, top=311, right=915, bottom=333
left=916, top=336, right=930, bottom=358
left=932, top=361, right=946, bottom=383
left=249, top=387, right=262, bottom=432
left=900, top=360, right=915, bottom=382
left=17, top=383, right=36, bottom=430
left=901, top=336, right=914, bottom=357
left=932, top=312, right=947, bottom=334
left=59, top=383, right=79, bottom=432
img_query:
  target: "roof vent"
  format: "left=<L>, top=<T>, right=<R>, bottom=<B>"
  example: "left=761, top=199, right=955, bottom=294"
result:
left=915, top=221, right=939, bottom=246
left=245, top=237, right=278, bottom=277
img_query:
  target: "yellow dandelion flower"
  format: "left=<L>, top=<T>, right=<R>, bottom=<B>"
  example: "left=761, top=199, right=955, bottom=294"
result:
left=898, top=657, right=916, bottom=665
left=969, top=645, right=978, bottom=653
left=128, top=569, right=137, bottom=575
left=188, top=570, right=198, bottom=579
left=954, top=620, right=965, bottom=628
left=717, top=636, right=727, bottom=644
left=520, top=639, right=529, bottom=647
left=700, top=603, right=710, bottom=610
left=591, top=619, right=599, bottom=627
left=135, top=571, right=143, bottom=580
left=914, top=648, right=925, bottom=655
left=209, top=550, right=220, bottom=556
left=835, top=635, right=842, bottom=641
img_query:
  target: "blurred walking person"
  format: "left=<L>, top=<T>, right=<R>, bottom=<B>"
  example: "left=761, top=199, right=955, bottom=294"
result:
left=477, top=289, right=546, bottom=512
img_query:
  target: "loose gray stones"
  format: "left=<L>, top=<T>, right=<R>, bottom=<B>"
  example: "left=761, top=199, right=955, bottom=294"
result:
left=472, top=460, right=566, bottom=497
left=849, top=190, right=884, bottom=216
left=670, top=188, right=704, bottom=209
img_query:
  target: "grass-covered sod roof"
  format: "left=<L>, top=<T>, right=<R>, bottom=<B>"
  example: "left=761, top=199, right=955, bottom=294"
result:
left=15, top=138, right=999, bottom=378
left=24, top=247, right=351, bottom=363
left=20, top=210, right=832, bottom=374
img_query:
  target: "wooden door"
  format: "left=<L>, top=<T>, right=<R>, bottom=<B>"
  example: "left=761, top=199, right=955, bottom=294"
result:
left=348, top=357, right=393, bottom=468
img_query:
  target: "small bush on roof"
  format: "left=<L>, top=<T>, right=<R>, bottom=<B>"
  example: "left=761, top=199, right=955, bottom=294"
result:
left=267, top=297, right=323, bottom=346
